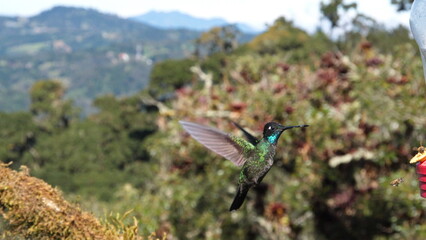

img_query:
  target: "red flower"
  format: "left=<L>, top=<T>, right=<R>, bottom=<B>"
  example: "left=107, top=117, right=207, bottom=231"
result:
left=285, top=106, right=294, bottom=114
left=317, top=69, right=338, bottom=84
left=265, top=202, right=287, bottom=221
left=225, top=85, right=236, bottom=93
left=365, top=57, right=383, bottom=67
left=273, top=83, right=287, bottom=94
left=360, top=41, right=373, bottom=51
left=276, top=62, right=290, bottom=72
left=387, top=76, right=409, bottom=84
left=230, top=102, right=247, bottom=112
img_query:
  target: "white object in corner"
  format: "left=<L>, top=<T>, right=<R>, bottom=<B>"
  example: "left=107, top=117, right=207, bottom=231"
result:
left=410, top=0, right=426, bottom=81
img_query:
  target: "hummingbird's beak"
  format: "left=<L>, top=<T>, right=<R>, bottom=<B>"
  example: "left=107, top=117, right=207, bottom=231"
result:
left=281, top=124, right=309, bottom=131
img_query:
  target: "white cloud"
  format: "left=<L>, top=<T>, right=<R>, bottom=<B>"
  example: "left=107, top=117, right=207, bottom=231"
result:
left=0, top=0, right=410, bottom=32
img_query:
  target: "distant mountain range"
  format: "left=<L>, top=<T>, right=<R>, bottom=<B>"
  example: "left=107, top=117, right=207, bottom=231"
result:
left=0, top=6, right=255, bottom=114
left=0, top=6, right=199, bottom=113
left=0, top=7, right=199, bottom=57
left=130, top=11, right=261, bottom=33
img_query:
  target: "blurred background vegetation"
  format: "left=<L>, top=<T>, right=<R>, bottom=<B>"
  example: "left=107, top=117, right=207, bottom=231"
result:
left=1, top=0, right=426, bottom=239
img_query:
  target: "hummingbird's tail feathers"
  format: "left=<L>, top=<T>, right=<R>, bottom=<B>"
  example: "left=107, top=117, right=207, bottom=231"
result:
left=229, top=184, right=250, bottom=211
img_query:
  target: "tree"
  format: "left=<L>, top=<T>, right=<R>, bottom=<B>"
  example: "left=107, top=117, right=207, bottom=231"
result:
left=320, top=0, right=357, bottom=34
left=194, top=25, right=240, bottom=57
left=29, top=80, right=78, bottom=131
left=248, top=17, right=309, bottom=55
left=390, top=0, right=414, bottom=11
left=0, top=112, right=36, bottom=166
left=148, top=59, right=196, bottom=98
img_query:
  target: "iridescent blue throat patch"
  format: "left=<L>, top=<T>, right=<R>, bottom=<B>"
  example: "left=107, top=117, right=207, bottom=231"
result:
left=267, top=133, right=279, bottom=144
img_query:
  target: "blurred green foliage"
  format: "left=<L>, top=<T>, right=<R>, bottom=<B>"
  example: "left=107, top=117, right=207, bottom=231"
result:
left=149, top=59, right=196, bottom=97
left=2, top=9, right=426, bottom=239
left=30, top=80, right=78, bottom=131
left=194, top=25, right=240, bottom=57
left=249, top=17, right=309, bottom=55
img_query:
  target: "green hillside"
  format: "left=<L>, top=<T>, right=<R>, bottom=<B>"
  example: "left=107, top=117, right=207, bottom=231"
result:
left=0, top=6, right=201, bottom=113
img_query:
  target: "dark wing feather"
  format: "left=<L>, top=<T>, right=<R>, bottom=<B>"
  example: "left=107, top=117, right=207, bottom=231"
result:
left=232, top=121, right=259, bottom=145
left=180, top=121, right=254, bottom=166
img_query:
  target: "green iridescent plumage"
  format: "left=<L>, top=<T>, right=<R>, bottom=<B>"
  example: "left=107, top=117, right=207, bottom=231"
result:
left=229, top=135, right=255, bottom=156
left=179, top=120, right=309, bottom=211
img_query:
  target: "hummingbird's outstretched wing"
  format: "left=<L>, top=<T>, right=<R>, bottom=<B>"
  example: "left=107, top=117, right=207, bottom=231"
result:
left=232, top=121, right=259, bottom=145
left=180, top=121, right=254, bottom=166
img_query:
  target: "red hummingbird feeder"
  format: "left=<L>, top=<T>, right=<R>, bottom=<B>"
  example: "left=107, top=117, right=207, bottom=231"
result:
left=417, top=161, right=426, bottom=198
left=410, top=146, right=426, bottom=198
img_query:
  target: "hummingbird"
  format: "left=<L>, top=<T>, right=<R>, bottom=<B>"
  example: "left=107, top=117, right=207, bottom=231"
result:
left=179, top=120, right=309, bottom=211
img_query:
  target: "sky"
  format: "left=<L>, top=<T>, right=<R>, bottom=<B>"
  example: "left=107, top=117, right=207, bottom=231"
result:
left=0, top=0, right=411, bottom=32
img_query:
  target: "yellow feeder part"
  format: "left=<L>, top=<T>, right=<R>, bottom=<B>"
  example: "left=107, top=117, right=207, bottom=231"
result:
left=410, top=146, right=426, bottom=164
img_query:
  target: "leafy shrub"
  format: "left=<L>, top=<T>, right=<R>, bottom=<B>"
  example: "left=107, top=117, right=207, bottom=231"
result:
left=148, top=59, right=196, bottom=97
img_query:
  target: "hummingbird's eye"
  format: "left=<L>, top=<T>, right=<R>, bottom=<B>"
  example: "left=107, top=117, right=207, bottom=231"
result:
left=268, top=126, right=272, bottom=130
